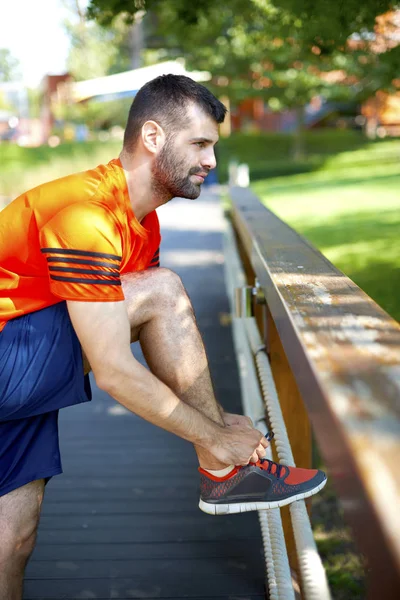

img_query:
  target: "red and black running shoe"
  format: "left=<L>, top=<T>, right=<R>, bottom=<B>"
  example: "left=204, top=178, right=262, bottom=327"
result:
left=199, top=459, right=327, bottom=515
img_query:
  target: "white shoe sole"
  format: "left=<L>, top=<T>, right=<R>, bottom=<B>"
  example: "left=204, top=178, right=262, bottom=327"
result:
left=199, top=477, right=327, bottom=515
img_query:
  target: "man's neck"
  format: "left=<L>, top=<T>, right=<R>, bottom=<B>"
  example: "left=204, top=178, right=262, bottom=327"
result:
left=119, top=152, right=171, bottom=222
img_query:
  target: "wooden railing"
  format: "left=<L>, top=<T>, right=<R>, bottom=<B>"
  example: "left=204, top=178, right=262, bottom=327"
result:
left=229, top=186, right=400, bottom=600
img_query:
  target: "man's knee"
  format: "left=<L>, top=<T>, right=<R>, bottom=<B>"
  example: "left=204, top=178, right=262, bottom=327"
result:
left=0, top=480, right=44, bottom=566
left=155, top=268, right=187, bottom=300
left=120, top=268, right=193, bottom=341
left=122, top=268, right=190, bottom=312
left=0, top=522, right=38, bottom=566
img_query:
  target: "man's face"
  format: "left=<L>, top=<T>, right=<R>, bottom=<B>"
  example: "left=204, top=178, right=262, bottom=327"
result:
left=152, top=103, right=219, bottom=200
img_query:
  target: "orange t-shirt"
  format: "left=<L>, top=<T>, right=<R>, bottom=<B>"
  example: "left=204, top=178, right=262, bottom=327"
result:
left=0, top=158, right=161, bottom=332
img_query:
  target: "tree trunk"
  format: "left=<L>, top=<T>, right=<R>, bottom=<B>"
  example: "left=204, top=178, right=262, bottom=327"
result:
left=130, top=18, right=144, bottom=70
left=292, top=105, right=306, bottom=161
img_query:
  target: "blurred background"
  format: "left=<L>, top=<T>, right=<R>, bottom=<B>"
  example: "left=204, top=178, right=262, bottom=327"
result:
left=0, top=4, right=399, bottom=596
left=2, top=0, right=398, bottom=320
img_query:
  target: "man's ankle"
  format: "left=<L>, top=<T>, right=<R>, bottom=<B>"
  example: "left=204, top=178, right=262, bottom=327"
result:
left=202, top=465, right=235, bottom=477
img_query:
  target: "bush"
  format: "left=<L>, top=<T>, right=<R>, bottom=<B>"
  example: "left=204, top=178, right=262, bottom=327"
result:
left=216, top=129, right=379, bottom=183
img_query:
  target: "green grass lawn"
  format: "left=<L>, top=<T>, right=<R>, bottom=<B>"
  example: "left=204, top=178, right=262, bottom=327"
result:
left=250, top=143, right=400, bottom=598
left=0, top=140, right=122, bottom=201
left=251, top=142, right=400, bottom=322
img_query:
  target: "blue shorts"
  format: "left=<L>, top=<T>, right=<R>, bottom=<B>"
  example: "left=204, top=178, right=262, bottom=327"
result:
left=0, top=302, right=92, bottom=496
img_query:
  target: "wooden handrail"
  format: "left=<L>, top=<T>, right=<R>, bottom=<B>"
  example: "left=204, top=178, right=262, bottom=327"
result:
left=229, top=186, right=400, bottom=600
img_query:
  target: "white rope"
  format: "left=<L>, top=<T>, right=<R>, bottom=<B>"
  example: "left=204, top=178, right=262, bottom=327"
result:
left=245, top=318, right=295, bottom=466
left=223, top=224, right=294, bottom=600
left=244, top=318, right=332, bottom=600
left=223, top=218, right=332, bottom=600
left=231, top=316, right=295, bottom=600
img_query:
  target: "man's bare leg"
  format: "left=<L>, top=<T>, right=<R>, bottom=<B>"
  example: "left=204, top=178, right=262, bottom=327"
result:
left=0, top=479, right=45, bottom=600
left=123, top=269, right=226, bottom=469
left=83, top=268, right=235, bottom=469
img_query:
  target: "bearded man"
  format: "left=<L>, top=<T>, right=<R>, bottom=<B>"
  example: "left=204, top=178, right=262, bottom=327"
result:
left=0, top=74, right=326, bottom=600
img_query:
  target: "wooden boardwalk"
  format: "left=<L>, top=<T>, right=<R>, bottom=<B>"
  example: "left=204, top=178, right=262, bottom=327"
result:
left=24, top=190, right=266, bottom=600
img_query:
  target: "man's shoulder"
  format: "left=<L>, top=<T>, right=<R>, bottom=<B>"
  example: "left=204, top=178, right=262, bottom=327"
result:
left=147, top=208, right=160, bottom=229
left=34, top=161, right=111, bottom=199
left=22, top=160, right=120, bottom=219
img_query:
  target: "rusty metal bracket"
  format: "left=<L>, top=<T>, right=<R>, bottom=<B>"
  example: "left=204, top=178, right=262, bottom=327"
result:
left=254, top=277, right=266, bottom=305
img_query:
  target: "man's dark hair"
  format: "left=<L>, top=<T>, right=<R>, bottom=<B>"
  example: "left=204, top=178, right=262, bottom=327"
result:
left=123, top=74, right=227, bottom=153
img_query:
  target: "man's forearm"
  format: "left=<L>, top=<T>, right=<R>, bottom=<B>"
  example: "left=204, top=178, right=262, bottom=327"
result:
left=100, top=357, right=222, bottom=449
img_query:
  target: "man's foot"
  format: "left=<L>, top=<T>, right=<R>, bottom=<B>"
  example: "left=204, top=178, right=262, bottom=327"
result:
left=198, top=458, right=327, bottom=515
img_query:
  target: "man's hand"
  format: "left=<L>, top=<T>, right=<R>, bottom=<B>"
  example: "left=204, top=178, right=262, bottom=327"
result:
left=210, top=423, right=268, bottom=466
left=222, top=412, right=253, bottom=429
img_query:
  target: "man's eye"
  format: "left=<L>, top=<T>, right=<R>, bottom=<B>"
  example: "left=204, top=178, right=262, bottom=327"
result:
left=195, top=142, right=205, bottom=148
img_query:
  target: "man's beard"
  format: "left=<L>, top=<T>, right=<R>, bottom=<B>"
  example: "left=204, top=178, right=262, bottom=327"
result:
left=151, top=138, right=206, bottom=200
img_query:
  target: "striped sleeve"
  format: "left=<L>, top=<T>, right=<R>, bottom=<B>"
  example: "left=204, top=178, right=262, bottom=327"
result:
left=39, top=203, right=125, bottom=302
left=148, top=247, right=160, bottom=269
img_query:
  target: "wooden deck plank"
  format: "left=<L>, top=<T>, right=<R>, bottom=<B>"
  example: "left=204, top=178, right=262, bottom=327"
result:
left=37, top=513, right=259, bottom=531
left=30, top=541, right=263, bottom=561
left=34, top=501, right=201, bottom=514
left=26, top=556, right=264, bottom=578
left=36, top=527, right=260, bottom=544
left=23, top=574, right=265, bottom=598
left=24, top=597, right=265, bottom=600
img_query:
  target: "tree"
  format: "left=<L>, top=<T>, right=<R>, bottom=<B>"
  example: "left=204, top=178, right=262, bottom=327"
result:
left=63, top=0, right=133, bottom=81
left=87, top=0, right=396, bottom=48
left=57, top=0, right=139, bottom=131
left=85, top=0, right=398, bottom=95
left=0, top=49, right=21, bottom=82
left=85, top=0, right=399, bottom=154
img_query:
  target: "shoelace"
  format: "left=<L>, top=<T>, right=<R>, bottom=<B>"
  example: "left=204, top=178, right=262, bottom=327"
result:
left=254, top=458, right=285, bottom=479
left=265, top=430, right=274, bottom=442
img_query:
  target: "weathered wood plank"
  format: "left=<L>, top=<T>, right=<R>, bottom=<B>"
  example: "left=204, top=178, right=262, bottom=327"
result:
left=30, top=541, right=264, bottom=562
left=26, top=556, right=264, bottom=578
left=41, top=501, right=200, bottom=515
left=47, top=481, right=198, bottom=495
left=42, top=488, right=198, bottom=501
left=37, top=514, right=259, bottom=530
left=231, top=185, right=400, bottom=599
left=23, top=574, right=265, bottom=599
left=24, top=597, right=265, bottom=600
left=57, top=464, right=201, bottom=474
left=37, top=526, right=260, bottom=544
left=48, top=474, right=199, bottom=485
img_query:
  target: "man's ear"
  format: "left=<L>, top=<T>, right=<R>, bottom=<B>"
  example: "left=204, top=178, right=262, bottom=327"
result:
left=141, top=120, right=165, bottom=154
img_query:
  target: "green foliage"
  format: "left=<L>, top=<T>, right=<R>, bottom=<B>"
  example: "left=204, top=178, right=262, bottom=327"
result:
left=86, top=0, right=398, bottom=115
left=53, top=96, right=132, bottom=130
left=55, top=2, right=138, bottom=130
left=216, top=129, right=372, bottom=182
left=0, top=48, right=21, bottom=82
left=0, top=140, right=121, bottom=200
left=0, top=92, right=12, bottom=112
left=26, top=88, right=42, bottom=119
left=373, top=44, right=400, bottom=93
left=87, top=0, right=214, bottom=27
left=87, top=0, right=395, bottom=47
left=312, top=479, right=367, bottom=599
left=63, top=2, right=133, bottom=81
left=272, top=0, right=396, bottom=47
left=66, top=21, right=124, bottom=80
left=251, top=138, right=400, bottom=321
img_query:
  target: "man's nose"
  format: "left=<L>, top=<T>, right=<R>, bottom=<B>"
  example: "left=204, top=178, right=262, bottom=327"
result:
left=201, top=149, right=217, bottom=171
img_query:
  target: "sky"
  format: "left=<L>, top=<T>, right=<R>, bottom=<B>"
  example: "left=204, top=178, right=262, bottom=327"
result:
left=0, top=0, right=85, bottom=87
